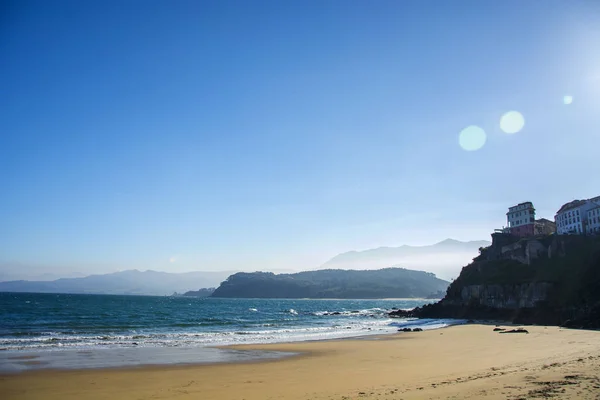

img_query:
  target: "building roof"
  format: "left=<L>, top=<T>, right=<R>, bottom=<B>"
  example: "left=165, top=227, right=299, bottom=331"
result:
left=556, top=200, right=586, bottom=215
left=507, top=202, right=534, bottom=213
left=517, top=201, right=533, bottom=206
left=509, top=202, right=533, bottom=208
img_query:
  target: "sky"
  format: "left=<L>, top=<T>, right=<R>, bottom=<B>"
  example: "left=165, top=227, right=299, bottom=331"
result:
left=1, top=0, right=600, bottom=279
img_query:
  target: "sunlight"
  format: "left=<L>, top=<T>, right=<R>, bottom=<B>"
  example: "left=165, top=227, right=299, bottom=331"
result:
left=499, top=111, right=525, bottom=134
left=458, top=125, right=486, bottom=151
left=563, top=95, right=573, bottom=105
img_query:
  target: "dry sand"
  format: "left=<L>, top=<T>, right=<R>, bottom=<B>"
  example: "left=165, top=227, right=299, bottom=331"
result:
left=2, top=324, right=600, bottom=399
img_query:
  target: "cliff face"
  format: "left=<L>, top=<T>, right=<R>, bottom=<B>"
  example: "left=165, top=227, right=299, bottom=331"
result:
left=395, top=234, right=600, bottom=328
left=452, top=282, right=554, bottom=309
left=483, top=233, right=563, bottom=265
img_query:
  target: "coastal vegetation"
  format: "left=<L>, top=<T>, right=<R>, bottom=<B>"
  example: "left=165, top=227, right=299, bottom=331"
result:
left=210, top=268, right=449, bottom=299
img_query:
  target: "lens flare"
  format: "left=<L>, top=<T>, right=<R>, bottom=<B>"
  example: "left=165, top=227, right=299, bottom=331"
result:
left=458, top=125, right=486, bottom=151
left=500, top=111, right=525, bottom=134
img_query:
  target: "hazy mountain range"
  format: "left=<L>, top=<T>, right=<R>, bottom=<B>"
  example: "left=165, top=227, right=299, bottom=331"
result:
left=0, top=270, right=234, bottom=296
left=0, top=239, right=489, bottom=295
left=320, top=239, right=490, bottom=280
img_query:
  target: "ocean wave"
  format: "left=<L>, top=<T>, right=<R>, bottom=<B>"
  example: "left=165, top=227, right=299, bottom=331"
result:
left=312, top=307, right=389, bottom=318
left=1, top=297, right=438, bottom=352
left=0, top=318, right=461, bottom=351
left=0, top=319, right=400, bottom=351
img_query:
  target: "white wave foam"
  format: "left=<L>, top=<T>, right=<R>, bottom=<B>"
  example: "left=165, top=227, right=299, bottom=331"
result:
left=312, top=307, right=389, bottom=318
left=0, top=319, right=400, bottom=351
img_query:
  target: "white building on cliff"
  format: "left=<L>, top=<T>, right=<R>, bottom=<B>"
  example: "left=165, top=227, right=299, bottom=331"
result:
left=587, top=204, right=600, bottom=235
left=506, top=202, right=535, bottom=237
left=555, top=196, right=600, bottom=235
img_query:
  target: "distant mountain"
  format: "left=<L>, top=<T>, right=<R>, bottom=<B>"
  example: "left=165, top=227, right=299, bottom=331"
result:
left=0, top=263, right=88, bottom=282
left=0, top=240, right=489, bottom=295
left=211, top=268, right=449, bottom=299
left=0, top=270, right=234, bottom=296
left=321, top=239, right=491, bottom=280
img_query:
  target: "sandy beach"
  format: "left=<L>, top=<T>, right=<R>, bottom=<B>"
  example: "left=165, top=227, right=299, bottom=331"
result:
left=2, top=324, right=600, bottom=400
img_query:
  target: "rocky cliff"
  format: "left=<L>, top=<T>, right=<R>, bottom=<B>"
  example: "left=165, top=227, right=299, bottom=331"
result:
left=451, top=282, right=554, bottom=309
left=391, top=234, right=600, bottom=328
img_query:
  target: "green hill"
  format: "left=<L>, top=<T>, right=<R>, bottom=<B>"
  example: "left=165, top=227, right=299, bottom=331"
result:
left=211, top=268, right=449, bottom=299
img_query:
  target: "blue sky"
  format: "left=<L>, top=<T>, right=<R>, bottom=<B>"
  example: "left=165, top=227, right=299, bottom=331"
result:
left=1, top=1, right=599, bottom=277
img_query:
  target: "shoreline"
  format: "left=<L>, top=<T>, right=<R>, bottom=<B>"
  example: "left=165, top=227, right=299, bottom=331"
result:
left=0, top=329, right=394, bottom=374
left=0, top=346, right=301, bottom=375
left=0, top=318, right=466, bottom=374
left=2, top=324, right=600, bottom=399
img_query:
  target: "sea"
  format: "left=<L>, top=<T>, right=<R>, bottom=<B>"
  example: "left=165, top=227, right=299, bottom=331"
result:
left=0, top=293, right=461, bottom=372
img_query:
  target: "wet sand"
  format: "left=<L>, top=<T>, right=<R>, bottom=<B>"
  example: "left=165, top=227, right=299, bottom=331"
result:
left=2, top=324, right=600, bottom=399
left=0, top=346, right=295, bottom=373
